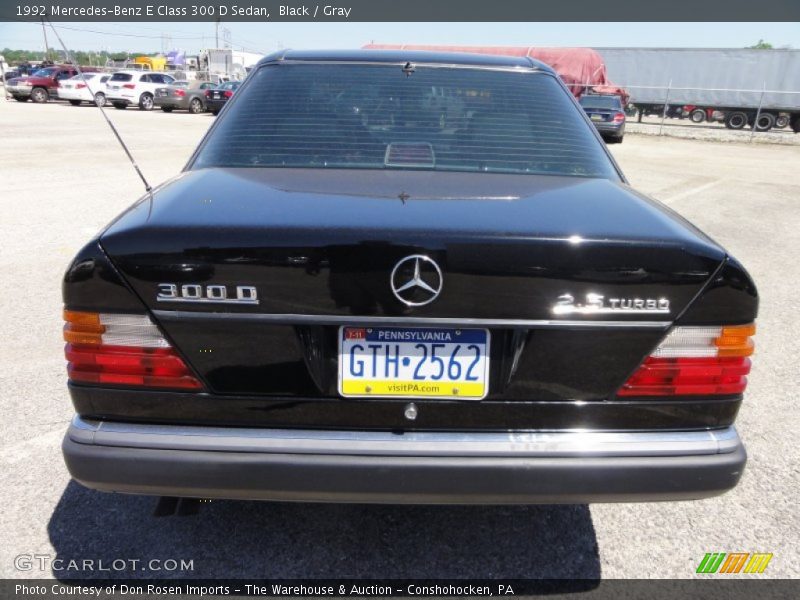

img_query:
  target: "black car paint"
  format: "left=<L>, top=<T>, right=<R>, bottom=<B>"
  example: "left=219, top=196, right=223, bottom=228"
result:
left=62, top=50, right=758, bottom=433
left=205, top=81, right=240, bottom=114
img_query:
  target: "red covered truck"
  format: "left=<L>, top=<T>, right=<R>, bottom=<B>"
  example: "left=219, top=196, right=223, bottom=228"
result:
left=362, top=44, right=628, bottom=103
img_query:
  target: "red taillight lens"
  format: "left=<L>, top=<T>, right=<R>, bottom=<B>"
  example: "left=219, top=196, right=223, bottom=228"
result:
left=617, top=324, right=755, bottom=397
left=64, top=310, right=202, bottom=391
left=175, top=89, right=186, bottom=97
left=618, top=356, right=751, bottom=396
left=613, top=112, right=625, bottom=122
left=122, top=83, right=136, bottom=89
left=205, top=90, right=212, bottom=98
left=223, top=90, right=233, bottom=98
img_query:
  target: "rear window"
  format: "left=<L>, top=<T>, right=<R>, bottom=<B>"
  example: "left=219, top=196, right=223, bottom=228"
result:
left=110, top=73, right=133, bottom=82
left=192, top=64, right=618, bottom=179
left=579, top=95, right=623, bottom=110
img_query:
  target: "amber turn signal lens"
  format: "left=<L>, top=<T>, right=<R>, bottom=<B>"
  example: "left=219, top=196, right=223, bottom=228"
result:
left=63, top=327, right=103, bottom=345
left=716, top=323, right=756, bottom=357
left=63, top=309, right=103, bottom=329
left=63, top=310, right=105, bottom=344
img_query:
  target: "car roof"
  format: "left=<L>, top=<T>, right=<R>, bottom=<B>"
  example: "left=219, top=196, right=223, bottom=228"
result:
left=256, top=49, right=555, bottom=74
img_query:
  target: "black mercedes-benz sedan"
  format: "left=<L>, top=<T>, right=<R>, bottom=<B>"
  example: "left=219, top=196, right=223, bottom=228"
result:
left=62, top=50, right=756, bottom=504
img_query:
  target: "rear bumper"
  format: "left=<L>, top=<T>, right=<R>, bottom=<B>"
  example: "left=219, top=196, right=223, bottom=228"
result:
left=154, top=98, right=186, bottom=109
left=594, top=121, right=625, bottom=136
left=58, top=90, right=92, bottom=102
left=206, top=99, right=227, bottom=111
left=63, top=416, right=746, bottom=504
left=106, top=92, right=136, bottom=104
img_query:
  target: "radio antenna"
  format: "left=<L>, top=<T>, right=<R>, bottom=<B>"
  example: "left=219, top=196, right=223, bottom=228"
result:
left=47, top=19, right=154, bottom=198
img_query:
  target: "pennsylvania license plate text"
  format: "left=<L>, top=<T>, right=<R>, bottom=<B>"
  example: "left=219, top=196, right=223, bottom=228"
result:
left=338, top=327, right=490, bottom=400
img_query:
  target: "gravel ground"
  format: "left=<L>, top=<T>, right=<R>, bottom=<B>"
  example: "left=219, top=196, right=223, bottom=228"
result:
left=0, top=98, right=798, bottom=580
left=626, top=114, right=800, bottom=146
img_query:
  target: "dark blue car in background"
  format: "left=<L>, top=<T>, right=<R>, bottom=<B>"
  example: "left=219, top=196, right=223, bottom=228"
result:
left=580, top=93, right=626, bottom=143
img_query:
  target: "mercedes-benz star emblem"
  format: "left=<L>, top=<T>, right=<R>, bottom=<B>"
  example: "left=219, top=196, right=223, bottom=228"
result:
left=390, top=255, right=443, bottom=307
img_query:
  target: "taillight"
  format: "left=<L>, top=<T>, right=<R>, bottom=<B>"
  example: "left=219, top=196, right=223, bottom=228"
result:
left=76, top=83, right=87, bottom=89
left=122, top=83, right=136, bottom=89
left=223, top=90, right=233, bottom=98
left=175, top=89, right=186, bottom=97
left=205, top=90, right=212, bottom=98
left=64, top=310, right=202, bottom=391
left=617, top=324, right=755, bottom=397
left=613, top=112, right=625, bottom=122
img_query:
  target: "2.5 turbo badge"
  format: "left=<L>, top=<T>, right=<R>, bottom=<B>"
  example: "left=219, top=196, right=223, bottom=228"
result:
left=157, top=283, right=259, bottom=305
left=552, top=293, right=670, bottom=315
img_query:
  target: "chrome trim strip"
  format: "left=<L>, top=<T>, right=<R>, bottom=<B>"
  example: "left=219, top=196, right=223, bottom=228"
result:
left=70, top=417, right=738, bottom=458
left=152, top=310, right=671, bottom=329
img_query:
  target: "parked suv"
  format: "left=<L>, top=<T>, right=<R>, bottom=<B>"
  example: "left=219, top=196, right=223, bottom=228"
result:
left=6, top=65, right=85, bottom=103
left=105, top=70, right=176, bottom=110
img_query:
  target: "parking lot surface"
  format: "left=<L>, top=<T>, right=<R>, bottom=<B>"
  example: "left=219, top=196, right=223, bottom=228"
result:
left=0, top=98, right=798, bottom=579
left=628, top=114, right=800, bottom=146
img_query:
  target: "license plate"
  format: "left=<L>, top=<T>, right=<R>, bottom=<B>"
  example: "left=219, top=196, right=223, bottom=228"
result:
left=338, top=326, right=490, bottom=400
left=590, top=114, right=603, bottom=121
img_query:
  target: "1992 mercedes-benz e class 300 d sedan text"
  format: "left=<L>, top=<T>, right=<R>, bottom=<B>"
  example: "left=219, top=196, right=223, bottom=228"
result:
left=62, top=50, right=757, bottom=504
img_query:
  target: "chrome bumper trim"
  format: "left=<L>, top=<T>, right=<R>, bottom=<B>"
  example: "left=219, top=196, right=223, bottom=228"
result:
left=69, top=416, right=738, bottom=458
left=153, top=310, right=671, bottom=329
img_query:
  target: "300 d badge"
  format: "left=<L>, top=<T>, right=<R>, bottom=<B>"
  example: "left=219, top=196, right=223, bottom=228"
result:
left=157, top=283, right=259, bottom=305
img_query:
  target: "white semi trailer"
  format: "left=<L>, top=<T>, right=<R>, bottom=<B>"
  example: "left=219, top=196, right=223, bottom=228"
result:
left=595, top=48, right=800, bottom=132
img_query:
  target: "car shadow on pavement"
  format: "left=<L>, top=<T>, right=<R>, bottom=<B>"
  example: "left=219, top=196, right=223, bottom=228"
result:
left=48, top=481, right=601, bottom=581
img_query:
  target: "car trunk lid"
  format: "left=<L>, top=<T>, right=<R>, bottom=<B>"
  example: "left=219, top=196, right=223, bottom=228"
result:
left=98, top=168, right=725, bottom=400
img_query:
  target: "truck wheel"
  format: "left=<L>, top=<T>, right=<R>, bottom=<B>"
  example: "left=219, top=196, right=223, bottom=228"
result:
left=94, top=92, right=106, bottom=107
left=138, top=93, right=154, bottom=111
left=724, top=111, right=748, bottom=130
left=189, top=98, right=203, bottom=114
left=113, top=102, right=127, bottom=110
left=68, top=99, right=81, bottom=106
left=791, top=115, right=800, bottom=134
left=30, top=87, right=49, bottom=103
left=690, top=109, right=706, bottom=123
left=753, top=112, right=776, bottom=131
left=775, top=115, right=789, bottom=129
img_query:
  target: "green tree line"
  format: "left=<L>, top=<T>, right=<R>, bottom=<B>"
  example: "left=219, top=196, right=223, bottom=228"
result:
left=1, top=48, right=156, bottom=66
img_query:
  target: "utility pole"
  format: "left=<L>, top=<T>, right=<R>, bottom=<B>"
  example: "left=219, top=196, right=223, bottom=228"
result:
left=215, top=18, right=220, bottom=48
left=40, top=18, right=50, bottom=61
